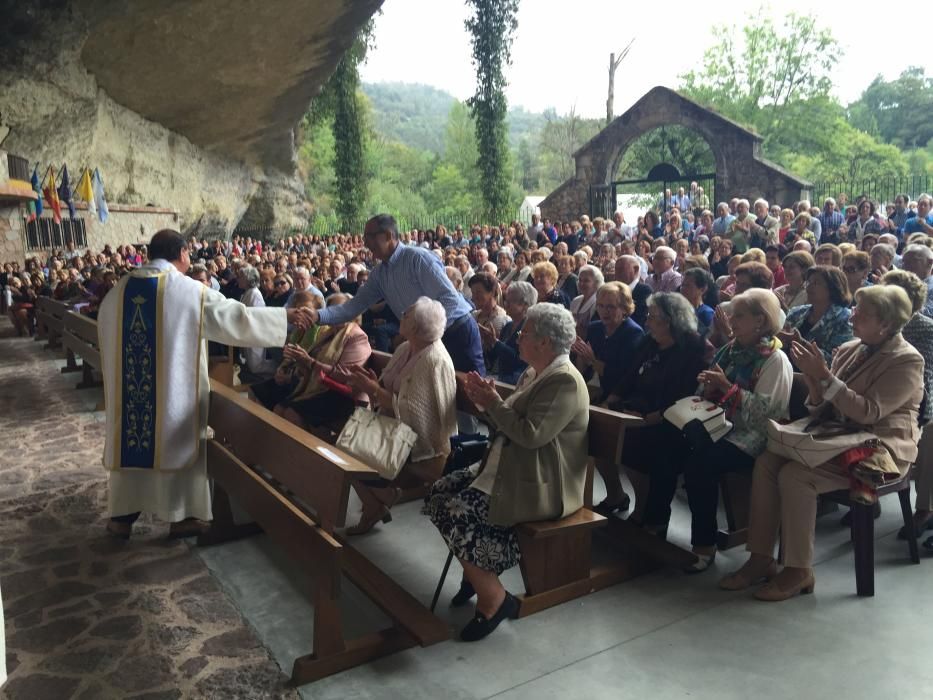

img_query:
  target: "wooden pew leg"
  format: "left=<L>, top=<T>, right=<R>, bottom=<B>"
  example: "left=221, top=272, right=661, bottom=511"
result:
left=291, top=628, right=413, bottom=686
left=75, top=363, right=102, bottom=390
left=518, top=530, right=592, bottom=595
left=197, top=483, right=262, bottom=546
left=61, top=348, right=81, bottom=374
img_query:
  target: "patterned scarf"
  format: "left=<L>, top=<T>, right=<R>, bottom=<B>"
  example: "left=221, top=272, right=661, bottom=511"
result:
left=712, top=336, right=781, bottom=392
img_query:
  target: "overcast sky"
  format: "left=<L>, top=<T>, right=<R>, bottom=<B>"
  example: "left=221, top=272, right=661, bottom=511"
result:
left=360, top=0, right=929, bottom=118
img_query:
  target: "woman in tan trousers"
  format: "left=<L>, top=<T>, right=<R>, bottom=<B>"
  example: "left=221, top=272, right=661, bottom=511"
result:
left=720, top=285, right=924, bottom=601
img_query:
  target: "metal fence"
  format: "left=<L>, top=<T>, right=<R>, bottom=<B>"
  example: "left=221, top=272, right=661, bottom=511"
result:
left=808, top=175, right=932, bottom=208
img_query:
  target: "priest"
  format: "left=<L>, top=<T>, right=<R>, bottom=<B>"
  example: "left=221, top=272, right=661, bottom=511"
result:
left=97, top=229, right=314, bottom=539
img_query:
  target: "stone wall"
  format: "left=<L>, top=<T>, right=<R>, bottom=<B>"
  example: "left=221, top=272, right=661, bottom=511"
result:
left=0, top=201, right=178, bottom=264
left=540, top=87, right=810, bottom=221
left=0, top=0, right=382, bottom=236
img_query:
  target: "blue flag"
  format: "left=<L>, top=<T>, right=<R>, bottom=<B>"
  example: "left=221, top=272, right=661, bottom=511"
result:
left=30, top=167, right=43, bottom=217
left=57, top=164, right=76, bottom=219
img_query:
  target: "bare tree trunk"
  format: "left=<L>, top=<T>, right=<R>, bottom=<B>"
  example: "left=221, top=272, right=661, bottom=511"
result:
left=607, top=52, right=616, bottom=126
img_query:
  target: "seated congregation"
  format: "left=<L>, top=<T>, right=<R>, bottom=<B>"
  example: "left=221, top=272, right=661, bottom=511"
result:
left=8, top=191, right=933, bottom=645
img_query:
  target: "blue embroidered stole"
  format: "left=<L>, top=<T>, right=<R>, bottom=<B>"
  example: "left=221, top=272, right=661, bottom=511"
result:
left=118, top=274, right=165, bottom=468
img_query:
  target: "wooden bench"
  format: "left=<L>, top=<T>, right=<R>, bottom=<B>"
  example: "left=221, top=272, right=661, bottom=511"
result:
left=440, top=363, right=704, bottom=616
left=36, top=297, right=69, bottom=352
left=201, top=381, right=449, bottom=686
left=61, top=312, right=104, bottom=403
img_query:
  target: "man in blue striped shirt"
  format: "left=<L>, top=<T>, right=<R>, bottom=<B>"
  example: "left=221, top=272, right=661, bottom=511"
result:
left=309, top=214, right=486, bottom=374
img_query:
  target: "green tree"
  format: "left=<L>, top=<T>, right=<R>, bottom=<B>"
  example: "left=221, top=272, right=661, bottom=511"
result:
left=681, top=10, right=839, bottom=160
left=615, top=125, right=715, bottom=179
left=785, top=118, right=909, bottom=182
left=465, top=0, right=519, bottom=219
left=331, top=56, right=367, bottom=230
left=848, top=67, right=933, bottom=149
left=534, top=107, right=602, bottom=193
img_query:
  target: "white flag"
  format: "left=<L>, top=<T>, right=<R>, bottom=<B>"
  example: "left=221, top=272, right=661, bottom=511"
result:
left=92, top=168, right=109, bottom=223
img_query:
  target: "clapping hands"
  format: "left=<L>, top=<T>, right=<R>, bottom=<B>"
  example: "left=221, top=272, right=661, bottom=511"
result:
left=462, top=371, right=499, bottom=412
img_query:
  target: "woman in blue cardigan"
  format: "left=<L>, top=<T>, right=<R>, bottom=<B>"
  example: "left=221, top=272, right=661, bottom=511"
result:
left=572, top=281, right=645, bottom=403
left=482, top=281, right=537, bottom=384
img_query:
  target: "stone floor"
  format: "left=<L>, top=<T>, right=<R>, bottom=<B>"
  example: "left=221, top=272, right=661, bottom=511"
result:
left=0, top=323, right=296, bottom=700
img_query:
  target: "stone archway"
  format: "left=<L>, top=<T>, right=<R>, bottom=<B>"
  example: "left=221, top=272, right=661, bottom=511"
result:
left=540, top=86, right=811, bottom=220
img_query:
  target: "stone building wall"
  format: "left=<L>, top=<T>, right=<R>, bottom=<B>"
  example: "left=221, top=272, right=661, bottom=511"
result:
left=0, top=200, right=178, bottom=264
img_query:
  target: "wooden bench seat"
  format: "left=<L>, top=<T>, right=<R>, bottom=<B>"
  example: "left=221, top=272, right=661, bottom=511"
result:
left=202, top=381, right=448, bottom=686
left=36, top=297, right=69, bottom=353
left=62, top=311, right=103, bottom=394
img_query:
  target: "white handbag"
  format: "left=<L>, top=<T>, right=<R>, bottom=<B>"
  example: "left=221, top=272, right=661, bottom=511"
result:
left=766, top=417, right=879, bottom=468
left=336, top=397, right=418, bottom=480
left=663, top=396, right=733, bottom=442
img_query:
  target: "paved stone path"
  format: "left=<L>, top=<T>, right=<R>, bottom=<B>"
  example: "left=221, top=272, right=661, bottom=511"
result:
left=0, top=322, right=297, bottom=699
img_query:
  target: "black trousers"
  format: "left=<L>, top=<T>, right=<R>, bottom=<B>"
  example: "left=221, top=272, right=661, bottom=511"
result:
left=682, top=438, right=755, bottom=547
left=621, top=422, right=689, bottom=527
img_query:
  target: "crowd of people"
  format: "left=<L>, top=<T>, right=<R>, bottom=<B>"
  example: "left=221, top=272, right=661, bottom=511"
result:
left=5, top=189, right=933, bottom=641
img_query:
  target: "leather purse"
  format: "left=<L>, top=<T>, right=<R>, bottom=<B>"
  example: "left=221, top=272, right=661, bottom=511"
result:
left=336, top=395, right=418, bottom=480
left=766, top=417, right=879, bottom=468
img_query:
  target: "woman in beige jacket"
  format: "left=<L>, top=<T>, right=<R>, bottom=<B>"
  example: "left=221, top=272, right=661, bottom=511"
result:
left=346, top=297, right=458, bottom=535
left=424, top=303, right=590, bottom=642
left=720, top=284, right=923, bottom=601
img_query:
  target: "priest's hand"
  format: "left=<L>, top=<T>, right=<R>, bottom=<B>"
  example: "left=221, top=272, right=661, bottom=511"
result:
left=287, top=306, right=318, bottom=329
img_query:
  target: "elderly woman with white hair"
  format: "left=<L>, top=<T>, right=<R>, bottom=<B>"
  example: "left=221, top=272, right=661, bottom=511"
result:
left=721, top=285, right=923, bottom=600
left=680, top=289, right=793, bottom=572
left=346, top=297, right=458, bottom=535
left=425, top=303, right=590, bottom=641
left=483, top=281, right=537, bottom=383
left=569, top=264, right=603, bottom=335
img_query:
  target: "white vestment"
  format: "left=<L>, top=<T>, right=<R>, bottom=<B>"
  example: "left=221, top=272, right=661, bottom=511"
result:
left=98, top=259, right=287, bottom=521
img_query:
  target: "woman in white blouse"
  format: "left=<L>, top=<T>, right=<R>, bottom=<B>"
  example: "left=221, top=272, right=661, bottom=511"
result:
left=346, top=297, right=458, bottom=534
left=569, top=264, right=604, bottom=337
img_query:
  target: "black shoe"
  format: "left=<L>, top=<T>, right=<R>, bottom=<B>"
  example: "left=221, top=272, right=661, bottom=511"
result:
left=898, top=516, right=933, bottom=541
left=840, top=502, right=881, bottom=527
left=592, top=493, right=631, bottom=517
left=459, top=592, right=520, bottom=642
left=451, top=579, right=476, bottom=607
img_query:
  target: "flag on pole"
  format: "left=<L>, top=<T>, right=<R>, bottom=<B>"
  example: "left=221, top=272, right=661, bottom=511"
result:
left=43, top=166, right=63, bottom=224
left=75, top=167, right=96, bottom=216
left=29, top=166, right=43, bottom=220
left=92, top=168, right=109, bottom=223
left=58, top=164, right=77, bottom=219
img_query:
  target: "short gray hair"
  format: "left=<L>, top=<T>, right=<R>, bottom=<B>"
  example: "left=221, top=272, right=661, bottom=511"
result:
left=294, top=265, right=311, bottom=280
left=525, top=303, right=576, bottom=356
left=653, top=246, right=676, bottom=263
left=406, top=297, right=447, bottom=343
left=238, top=264, right=260, bottom=289
left=505, top=280, right=537, bottom=307
left=904, top=243, right=933, bottom=263
left=871, top=243, right=896, bottom=264
left=647, top=293, right=698, bottom=343
left=578, top=264, right=604, bottom=286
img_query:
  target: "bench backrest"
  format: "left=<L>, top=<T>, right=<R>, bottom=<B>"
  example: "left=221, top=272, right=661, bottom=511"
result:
left=63, top=311, right=101, bottom=368
left=209, top=381, right=380, bottom=531
left=37, top=297, right=69, bottom=330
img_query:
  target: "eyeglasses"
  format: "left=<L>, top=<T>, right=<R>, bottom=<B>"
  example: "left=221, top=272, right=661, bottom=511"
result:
left=596, top=303, right=621, bottom=310
left=274, top=280, right=288, bottom=286
left=842, top=266, right=862, bottom=274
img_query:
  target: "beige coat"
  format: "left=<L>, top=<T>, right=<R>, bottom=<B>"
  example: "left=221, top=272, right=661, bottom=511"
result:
left=814, top=334, right=923, bottom=466
left=483, top=362, right=591, bottom=526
